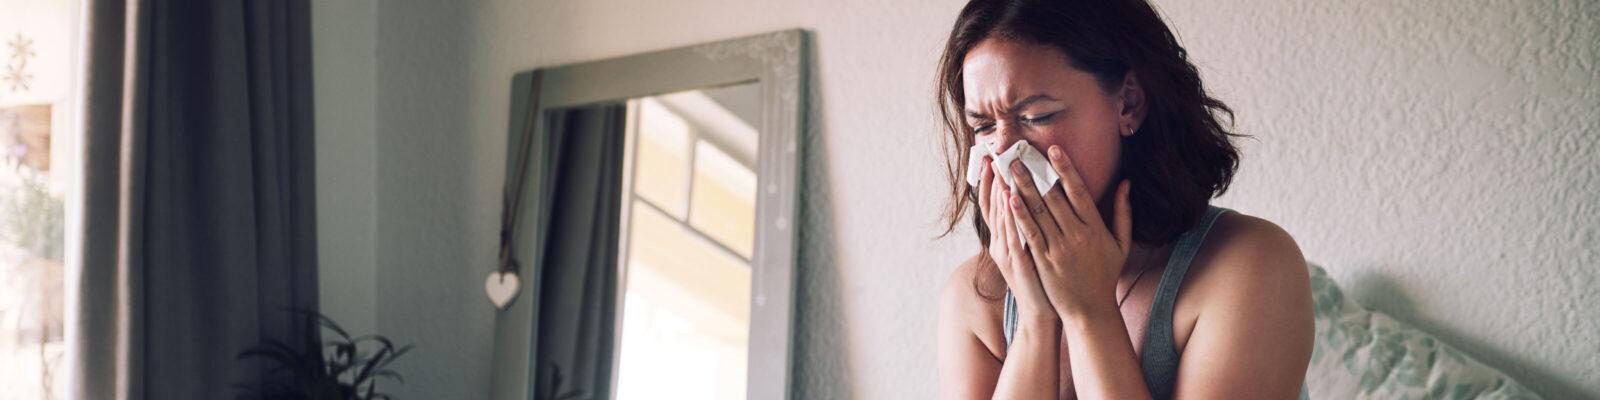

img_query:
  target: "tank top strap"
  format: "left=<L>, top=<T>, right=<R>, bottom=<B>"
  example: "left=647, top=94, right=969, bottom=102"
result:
left=1139, top=205, right=1230, bottom=398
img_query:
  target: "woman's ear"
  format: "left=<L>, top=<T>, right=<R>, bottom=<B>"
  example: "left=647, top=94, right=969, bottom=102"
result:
left=1118, top=71, right=1147, bottom=136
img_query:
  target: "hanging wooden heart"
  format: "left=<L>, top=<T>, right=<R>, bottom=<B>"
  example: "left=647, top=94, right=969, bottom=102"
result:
left=486, top=271, right=520, bottom=310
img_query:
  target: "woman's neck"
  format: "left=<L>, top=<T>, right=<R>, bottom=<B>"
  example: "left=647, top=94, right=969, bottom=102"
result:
left=1123, top=240, right=1173, bottom=278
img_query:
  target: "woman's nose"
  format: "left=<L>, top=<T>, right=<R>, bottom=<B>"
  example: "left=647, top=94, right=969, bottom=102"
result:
left=987, top=124, right=1023, bottom=152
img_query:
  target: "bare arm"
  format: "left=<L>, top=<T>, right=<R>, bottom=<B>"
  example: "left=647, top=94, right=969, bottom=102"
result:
left=937, top=264, right=1002, bottom=399
left=937, top=261, right=1061, bottom=400
left=992, top=316, right=1062, bottom=399
left=1058, top=306, right=1150, bottom=399
left=1170, top=219, right=1314, bottom=398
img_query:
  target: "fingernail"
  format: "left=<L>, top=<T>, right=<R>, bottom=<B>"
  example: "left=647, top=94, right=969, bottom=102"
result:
left=1011, top=160, right=1025, bottom=173
left=1049, top=146, right=1062, bottom=160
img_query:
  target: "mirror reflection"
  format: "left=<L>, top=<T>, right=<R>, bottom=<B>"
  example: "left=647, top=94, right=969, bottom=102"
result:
left=614, top=82, right=761, bottom=400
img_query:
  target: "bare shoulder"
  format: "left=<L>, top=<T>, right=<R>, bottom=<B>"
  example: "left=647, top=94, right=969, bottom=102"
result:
left=939, top=254, right=1006, bottom=357
left=939, top=254, right=1000, bottom=325
left=1170, top=211, right=1316, bottom=396
left=938, top=255, right=1006, bottom=399
left=941, top=254, right=985, bottom=306
left=1183, top=211, right=1312, bottom=311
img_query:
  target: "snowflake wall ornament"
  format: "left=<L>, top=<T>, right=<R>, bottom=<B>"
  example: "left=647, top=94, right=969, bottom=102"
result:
left=4, top=33, right=36, bottom=93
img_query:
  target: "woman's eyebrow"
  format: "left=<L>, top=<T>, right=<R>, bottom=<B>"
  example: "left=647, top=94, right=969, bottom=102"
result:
left=965, top=94, right=1061, bottom=119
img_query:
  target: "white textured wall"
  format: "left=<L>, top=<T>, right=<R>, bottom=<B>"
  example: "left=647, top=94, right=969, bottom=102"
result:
left=1162, top=1, right=1599, bottom=398
left=320, top=0, right=1599, bottom=398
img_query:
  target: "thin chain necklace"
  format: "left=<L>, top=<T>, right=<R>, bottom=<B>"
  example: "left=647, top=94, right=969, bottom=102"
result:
left=1116, top=251, right=1155, bottom=309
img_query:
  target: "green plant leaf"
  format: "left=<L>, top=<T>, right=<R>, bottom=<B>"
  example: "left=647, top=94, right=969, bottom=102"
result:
left=372, top=370, right=405, bottom=384
left=296, top=308, right=351, bottom=342
left=235, top=307, right=411, bottom=400
left=353, top=347, right=394, bottom=386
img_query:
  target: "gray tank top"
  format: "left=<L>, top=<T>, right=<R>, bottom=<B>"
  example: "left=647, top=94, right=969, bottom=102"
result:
left=1001, top=206, right=1308, bottom=399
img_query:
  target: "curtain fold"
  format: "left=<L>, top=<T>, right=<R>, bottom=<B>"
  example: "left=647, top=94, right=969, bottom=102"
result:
left=530, top=104, right=627, bottom=400
left=72, top=0, right=318, bottom=399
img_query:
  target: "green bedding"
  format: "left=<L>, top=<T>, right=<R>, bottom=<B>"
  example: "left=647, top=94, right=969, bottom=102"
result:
left=1306, top=263, right=1541, bottom=399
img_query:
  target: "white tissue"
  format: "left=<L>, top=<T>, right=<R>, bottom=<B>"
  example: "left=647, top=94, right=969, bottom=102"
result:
left=965, top=140, right=1060, bottom=195
left=965, top=140, right=1061, bottom=247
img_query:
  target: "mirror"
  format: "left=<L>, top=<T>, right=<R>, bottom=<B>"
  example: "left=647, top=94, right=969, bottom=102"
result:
left=491, top=30, right=806, bottom=400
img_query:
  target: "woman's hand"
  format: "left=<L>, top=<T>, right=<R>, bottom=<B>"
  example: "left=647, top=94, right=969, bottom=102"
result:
left=977, top=155, right=1057, bottom=324
left=1005, top=145, right=1135, bottom=321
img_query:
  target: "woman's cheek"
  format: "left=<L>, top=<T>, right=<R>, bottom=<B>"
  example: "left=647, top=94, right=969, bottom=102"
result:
left=1060, top=137, right=1121, bottom=201
left=1027, top=127, right=1116, bottom=200
left=1081, top=143, right=1122, bottom=202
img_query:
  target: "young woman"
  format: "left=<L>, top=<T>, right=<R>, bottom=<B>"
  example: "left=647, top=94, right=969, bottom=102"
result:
left=934, top=0, right=1314, bottom=398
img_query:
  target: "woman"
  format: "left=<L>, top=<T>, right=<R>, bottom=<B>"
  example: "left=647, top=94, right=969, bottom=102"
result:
left=934, top=0, right=1314, bottom=398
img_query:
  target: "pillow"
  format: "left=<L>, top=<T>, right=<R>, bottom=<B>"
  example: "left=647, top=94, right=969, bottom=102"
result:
left=1306, top=263, right=1542, bottom=399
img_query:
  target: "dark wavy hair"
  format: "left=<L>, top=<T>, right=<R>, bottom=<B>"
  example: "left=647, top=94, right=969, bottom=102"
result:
left=936, top=0, right=1243, bottom=297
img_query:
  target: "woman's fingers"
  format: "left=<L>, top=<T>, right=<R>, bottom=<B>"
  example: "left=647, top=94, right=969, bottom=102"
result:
left=1010, top=194, right=1055, bottom=264
left=1047, top=145, right=1106, bottom=227
left=1007, top=160, right=1061, bottom=238
left=1000, top=195, right=1030, bottom=270
left=988, top=173, right=1007, bottom=252
left=1039, top=170, right=1081, bottom=233
left=995, top=189, right=1013, bottom=256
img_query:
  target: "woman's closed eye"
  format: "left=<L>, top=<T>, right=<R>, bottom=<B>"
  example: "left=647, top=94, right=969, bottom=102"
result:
left=1020, top=111, right=1058, bottom=125
left=972, top=122, right=996, bottom=134
left=971, top=111, right=1059, bottom=134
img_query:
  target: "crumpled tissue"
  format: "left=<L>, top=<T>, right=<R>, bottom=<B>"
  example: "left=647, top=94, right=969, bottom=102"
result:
left=964, top=140, right=1060, bottom=247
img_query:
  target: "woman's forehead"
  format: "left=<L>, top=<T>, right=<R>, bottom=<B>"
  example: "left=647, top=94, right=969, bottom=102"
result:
left=961, top=38, right=1092, bottom=108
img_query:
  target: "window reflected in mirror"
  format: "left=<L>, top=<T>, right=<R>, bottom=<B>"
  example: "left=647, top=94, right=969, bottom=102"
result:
left=614, top=82, right=760, bottom=400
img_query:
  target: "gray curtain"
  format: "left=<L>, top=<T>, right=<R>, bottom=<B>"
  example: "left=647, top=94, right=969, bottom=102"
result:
left=530, top=104, right=627, bottom=400
left=73, top=0, right=318, bottom=399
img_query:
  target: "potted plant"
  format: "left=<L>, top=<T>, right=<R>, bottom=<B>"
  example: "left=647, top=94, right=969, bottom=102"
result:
left=236, top=310, right=412, bottom=400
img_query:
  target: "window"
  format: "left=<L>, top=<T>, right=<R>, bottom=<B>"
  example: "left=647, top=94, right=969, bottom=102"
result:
left=1, top=0, right=81, bottom=399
